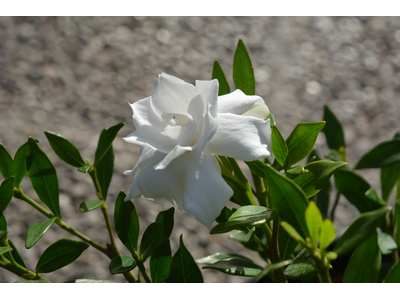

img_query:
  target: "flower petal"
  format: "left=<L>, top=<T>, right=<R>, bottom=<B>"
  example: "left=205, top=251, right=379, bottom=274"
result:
left=154, top=145, right=192, bottom=170
left=193, top=104, right=218, bottom=155
left=124, top=147, right=164, bottom=175
left=207, top=113, right=272, bottom=161
left=194, top=79, right=219, bottom=118
left=123, top=131, right=173, bottom=154
left=151, top=73, right=195, bottom=117
left=218, top=89, right=269, bottom=118
left=182, top=148, right=233, bottom=227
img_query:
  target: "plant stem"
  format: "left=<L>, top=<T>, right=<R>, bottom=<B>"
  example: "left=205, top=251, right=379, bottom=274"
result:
left=318, top=269, right=332, bottom=283
left=330, top=191, right=341, bottom=222
left=132, top=250, right=151, bottom=283
left=269, top=221, right=287, bottom=283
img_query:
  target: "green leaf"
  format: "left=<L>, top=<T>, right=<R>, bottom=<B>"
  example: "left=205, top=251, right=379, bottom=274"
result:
left=294, top=161, right=347, bottom=198
left=325, top=252, right=338, bottom=260
left=355, top=139, right=400, bottom=169
left=77, top=164, right=92, bottom=173
left=244, top=160, right=266, bottom=178
left=233, top=39, right=255, bottom=95
left=334, top=169, right=385, bottom=213
left=44, top=131, right=85, bottom=168
left=150, top=239, right=172, bottom=283
left=15, top=279, right=51, bottom=283
left=0, top=177, right=15, bottom=216
left=255, top=260, right=294, bottom=283
left=396, top=199, right=400, bottom=249
left=203, top=256, right=263, bottom=277
left=228, top=229, right=269, bottom=261
left=305, top=201, right=323, bottom=247
left=210, top=207, right=275, bottom=235
left=26, top=137, right=61, bottom=219
left=378, top=232, right=398, bottom=255
left=139, top=222, right=166, bottom=261
left=325, top=149, right=345, bottom=162
left=333, top=206, right=391, bottom=257
left=0, top=246, right=13, bottom=255
left=278, top=227, right=298, bottom=261
left=244, top=227, right=256, bottom=244
left=196, top=253, right=247, bottom=265
left=381, top=160, right=400, bottom=202
left=25, top=217, right=57, bottom=249
left=0, top=143, right=13, bottom=179
left=271, top=125, right=289, bottom=170
left=166, top=235, right=203, bottom=283
left=322, top=104, right=347, bottom=160
left=212, top=60, right=230, bottom=96
left=109, top=255, right=136, bottom=275
left=155, top=207, right=174, bottom=239
left=343, top=231, right=381, bottom=283
left=283, top=248, right=318, bottom=280
left=264, top=164, right=309, bottom=238
left=316, top=178, right=331, bottom=220
left=7, top=239, right=27, bottom=268
left=94, top=123, right=124, bottom=165
left=319, top=219, right=336, bottom=250
left=36, top=238, right=89, bottom=273
left=215, top=207, right=233, bottom=223
left=114, top=191, right=140, bottom=254
left=384, top=260, right=400, bottom=283
left=79, top=200, right=105, bottom=213
left=0, top=231, right=7, bottom=240
left=280, top=222, right=306, bottom=245
left=73, top=279, right=121, bottom=283
left=11, top=142, right=28, bottom=188
left=95, top=145, right=114, bottom=200
left=285, top=165, right=307, bottom=179
left=267, top=113, right=276, bottom=126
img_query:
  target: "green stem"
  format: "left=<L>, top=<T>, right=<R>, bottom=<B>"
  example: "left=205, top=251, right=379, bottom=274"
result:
left=330, top=191, right=341, bottom=222
left=243, top=227, right=271, bottom=258
left=132, top=250, right=151, bottom=283
left=269, top=221, right=286, bottom=283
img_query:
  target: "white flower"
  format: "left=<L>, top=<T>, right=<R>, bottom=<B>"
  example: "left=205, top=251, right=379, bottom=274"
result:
left=124, top=73, right=271, bottom=227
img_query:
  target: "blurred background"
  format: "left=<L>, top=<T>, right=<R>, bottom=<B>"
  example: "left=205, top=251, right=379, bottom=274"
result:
left=0, top=16, right=399, bottom=283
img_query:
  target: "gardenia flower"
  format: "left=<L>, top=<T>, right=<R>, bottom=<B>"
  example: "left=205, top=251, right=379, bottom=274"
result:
left=124, top=73, right=271, bottom=227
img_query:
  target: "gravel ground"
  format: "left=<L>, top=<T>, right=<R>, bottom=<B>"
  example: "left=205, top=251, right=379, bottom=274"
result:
left=0, top=16, right=399, bottom=283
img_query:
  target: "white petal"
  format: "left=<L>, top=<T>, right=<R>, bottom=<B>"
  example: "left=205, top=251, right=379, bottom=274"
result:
left=135, top=154, right=186, bottom=209
left=187, top=94, right=205, bottom=129
left=182, top=148, right=233, bottom=227
left=242, top=102, right=270, bottom=119
left=129, top=98, right=173, bottom=147
left=194, top=79, right=219, bottom=118
left=151, top=73, right=195, bottom=117
left=178, top=119, right=197, bottom=147
left=124, top=147, right=164, bottom=175
left=160, top=113, right=190, bottom=126
left=161, top=125, right=185, bottom=145
left=218, top=89, right=269, bottom=117
left=193, top=104, right=218, bottom=155
left=207, top=113, right=272, bottom=161
left=154, top=145, right=192, bottom=170
left=123, top=131, right=174, bottom=154
left=125, top=173, right=141, bottom=200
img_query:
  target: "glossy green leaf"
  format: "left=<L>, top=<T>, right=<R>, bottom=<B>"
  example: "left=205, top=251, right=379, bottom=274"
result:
left=255, top=260, right=293, bottom=283
left=396, top=199, right=400, bottom=249
left=155, top=207, right=174, bottom=239
left=26, top=137, right=61, bottom=219
left=203, top=256, right=264, bottom=277
left=7, top=239, right=27, bottom=268
left=215, top=207, right=233, bottom=223
left=0, top=246, right=13, bottom=255
left=44, top=131, right=85, bottom=168
left=244, top=160, right=266, bottom=179
left=0, top=143, right=13, bottom=179
left=378, top=232, right=398, bottom=255
left=244, top=227, right=256, bottom=244
left=79, top=200, right=105, bottom=213
left=384, top=260, right=400, bottom=283
left=150, top=239, right=172, bottom=283
left=319, top=219, right=336, bottom=250
left=343, top=232, right=381, bottom=283
left=140, top=222, right=166, bottom=261
left=94, top=123, right=124, bottom=165
left=278, top=227, right=298, bottom=261
left=381, top=160, right=400, bottom=202
left=228, top=229, right=269, bottom=261
left=325, top=149, right=345, bottom=162
left=36, top=238, right=89, bottom=273
left=333, top=206, right=391, bottom=257
left=166, top=235, right=203, bottom=283
left=114, top=191, right=140, bottom=254
left=25, top=217, right=57, bottom=249
left=212, top=60, right=230, bottom=96
left=15, top=279, right=51, bottom=283
left=285, top=165, right=307, bottom=179
left=264, top=164, right=309, bottom=238
left=95, top=145, right=114, bottom=200
left=280, top=221, right=306, bottom=245
left=305, top=201, right=323, bottom=247
left=233, top=39, right=255, bottom=95
left=0, top=214, right=7, bottom=242
left=271, top=125, right=289, bottom=169
left=334, top=169, right=385, bottom=213
left=77, top=164, right=92, bottom=173
left=283, top=248, right=318, bottom=280
left=109, top=255, right=136, bottom=275
left=211, top=209, right=275, bottom=235
left=11, top=142, right=28, bottom=188
left=0, top=231, right=7, bottom=240
left=316, top=179, right=331, bottom=220
left=0, top=177, right=15, bottom=216
left=196, top=253, right=247, bottom=265
left=294, top=161, right=347, bottom=198
left=322, top=105, right=346, bottom=160
left=355, top=139, right=400, bottom=169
